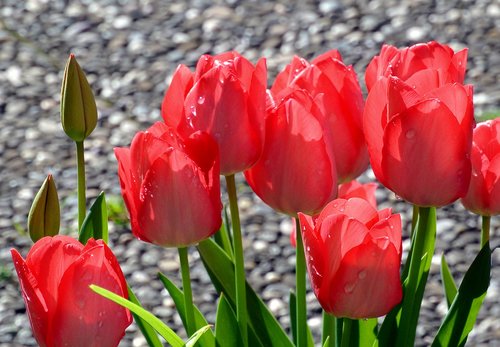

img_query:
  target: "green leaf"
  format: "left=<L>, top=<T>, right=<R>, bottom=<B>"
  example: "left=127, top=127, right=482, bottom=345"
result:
left=215, top=294, right=243, bottom=347
left=440, top=253, right=458, bottom=308
left=358, top=319, right=378, bottom=346
left=323, top=336, right=330, bottom=347
left=90, top=284, right=184, bottom=347
left=432, top=244, right=491, bottom=347
left=396, top=206, right=437, bottom=347
left=289, top=291, right=297, bottom=345
left=213, top=207, right=233, bottom=259
left=127, top=286, right=163, bottom=347
left=158, top=272, right=215, bottom=347
left=197, top=239, right=294, bottom=347
left=186, top=326, right=212, bottom=347
left=79, top=192, right=108, bottom=244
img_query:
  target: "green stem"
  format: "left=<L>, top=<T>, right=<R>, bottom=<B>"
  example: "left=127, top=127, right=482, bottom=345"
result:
left=76, top=141, right=86, bottom=231
left=295, top=217, right=307, bottom=347
left=481, top=215, right=490, bottom=248
left=178, top=247, right=196, bottom=337
left=411, top=205, right=419, bottom=239
left=396, top=206, right=436, bottom=347
left=322, top=311, right=336, bottom=347
left=340, top=318, right=352, bottom=347
left=225, top=174, right=247, bottom=347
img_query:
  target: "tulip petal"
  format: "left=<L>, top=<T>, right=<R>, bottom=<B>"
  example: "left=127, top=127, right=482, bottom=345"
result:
left=299, top=213, right=325, bottom=292
left=381, top=98, right=471, bottom=206
left=11, top=249, right=49, bottom=347
left=137, top=150, right=221, bottom=246
left=52, top=241, right=131, bottom=347
left=370, top=214, right=402, bottom=253
left=26, top=236, right=83, bottom=314
left=162, top=64, right=194, bottom=126
left=328, top=238, right=402, bottom=318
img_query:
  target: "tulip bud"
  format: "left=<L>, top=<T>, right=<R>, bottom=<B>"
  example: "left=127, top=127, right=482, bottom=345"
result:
left=28, top=175, right=60, bottom=242
left=60, top=54, right=97, bottom=142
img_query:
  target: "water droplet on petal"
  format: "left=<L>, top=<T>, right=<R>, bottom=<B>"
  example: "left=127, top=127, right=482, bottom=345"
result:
left=358, top=270, right=367, bottom=280
left=344, top=282, right=355, bottom=294
left=197, top=96, right=205, bottom=105
left=405, top=129, right=416, bottom=139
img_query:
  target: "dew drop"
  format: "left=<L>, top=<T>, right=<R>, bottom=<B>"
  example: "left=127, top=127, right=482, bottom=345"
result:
left=405, top=129, right=416, bottom=139
left=344, top=282, right=355, bottom=294
left=358, top=270, right=367, bottom=280
left=197, top=96, right=205, bottom=105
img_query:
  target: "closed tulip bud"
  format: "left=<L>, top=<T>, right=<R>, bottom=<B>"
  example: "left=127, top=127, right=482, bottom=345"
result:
left=60, top=54, right=98, bottom=142
left=28, top=174, right=60, bottom=242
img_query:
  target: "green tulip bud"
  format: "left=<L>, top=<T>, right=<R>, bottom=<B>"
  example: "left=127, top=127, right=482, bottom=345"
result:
left=60, top=54, right=97, bottom=142
left=28, top=174, right=60, bottom=242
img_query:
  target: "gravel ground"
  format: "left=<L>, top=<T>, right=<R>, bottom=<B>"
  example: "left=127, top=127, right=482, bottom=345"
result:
left=0, top=0, right=499, bottom=346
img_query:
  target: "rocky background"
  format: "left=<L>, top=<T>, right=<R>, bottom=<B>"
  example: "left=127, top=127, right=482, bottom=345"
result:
left=0, top=0, right=499, bottom=346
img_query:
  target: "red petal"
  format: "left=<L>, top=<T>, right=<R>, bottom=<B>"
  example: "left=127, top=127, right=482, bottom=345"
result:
left=311, top=49, right=342, bottom=65
left=137, top=150, right=221, bottom=246
left=51, top=242, right=131, bottom=346
left=381, top=99, right=471, bottom=206
left=162, top=64, right=194, bottom=126
left=11, top=249, right=49, bottom=347
left=26, top=236, right=83, bottom=315
left=365, top=44, right=400, bottom=91
left=327, top=237, right=402, bottom=318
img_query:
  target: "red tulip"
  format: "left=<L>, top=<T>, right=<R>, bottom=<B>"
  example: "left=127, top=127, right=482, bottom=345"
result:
left=162, top=51, right=267, bottom=175
left=461, top=118, right=500, bottom=216
left=244, top=89, right=337, bottom=216
left=364, top=63, right=474, bottom=206
left=298, top=198, right=402, bottom=318
left=272, top=51, right=368, bottom=182
left=114, top=122, right=222, bottom=247
left=365, top=41, right=468, bottom=92
left=10, top=236, right=132, bottom=347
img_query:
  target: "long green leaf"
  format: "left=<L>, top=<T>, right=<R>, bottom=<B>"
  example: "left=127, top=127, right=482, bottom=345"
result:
left=127, top=285, right=163, bottom=347
left=197, top=238, right=294, bottom=347
left=396, top=206, right=437, bottom=347
left=432, top=244, right=491, bottom=347
left=289, top=291, right=315, bottom=346
left=215, top=294, right=243, bottom=347
left=440, top=253, right=458, bottom=308
left=90, top=284, right=183, bottom=347
left=79, top=192, right=108, bottom=244
left=158, top=272, right=215, bottom=347
left=186, top=326, right=212, bottom=347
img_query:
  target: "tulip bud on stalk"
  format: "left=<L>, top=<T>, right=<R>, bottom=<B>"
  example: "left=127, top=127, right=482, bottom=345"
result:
left=60, top=54, right=98, bottom=229
left=27, top=174, right=60, bottom=242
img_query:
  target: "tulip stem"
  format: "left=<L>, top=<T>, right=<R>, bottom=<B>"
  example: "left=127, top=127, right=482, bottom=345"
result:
left=76, top=141, right=86, bottom=231
left=481, top=215, right=490, bottom=248
left=295, top=217, right=307, bottom=347
left=340, top=318, right=353, bottom=347
left=178, top=247, right=196, bottom=337
left=396, top=206, right=436, bottom=347
left=225, top=174, right=248, bottom=347
left=322, top=311, right=337, bottom=347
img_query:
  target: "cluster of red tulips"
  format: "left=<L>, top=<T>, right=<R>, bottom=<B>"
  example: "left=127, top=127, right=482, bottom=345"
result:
left=11, top=41, right=498, bottom=346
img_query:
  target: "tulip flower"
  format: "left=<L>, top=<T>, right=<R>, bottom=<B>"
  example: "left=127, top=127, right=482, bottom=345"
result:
left=114, top=122, right=222, bottom=247
left=298, top=198, right=402, bottom=318
left=244, top=89, right=337, bottom=216
left=461, top=118, right=500, bottom=216
left=162, top=51, right=267, bottom=175
left=272, top=51, right=368, bottom=182
left=11, top=236, right=132, bottom=347
left=60, top=54, right=98, bottom=142
left=364, top=53, right=474, bottom=206
left=365, top=41, right=468, bottom=92
left=27, top=174, right=60, bottom=242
